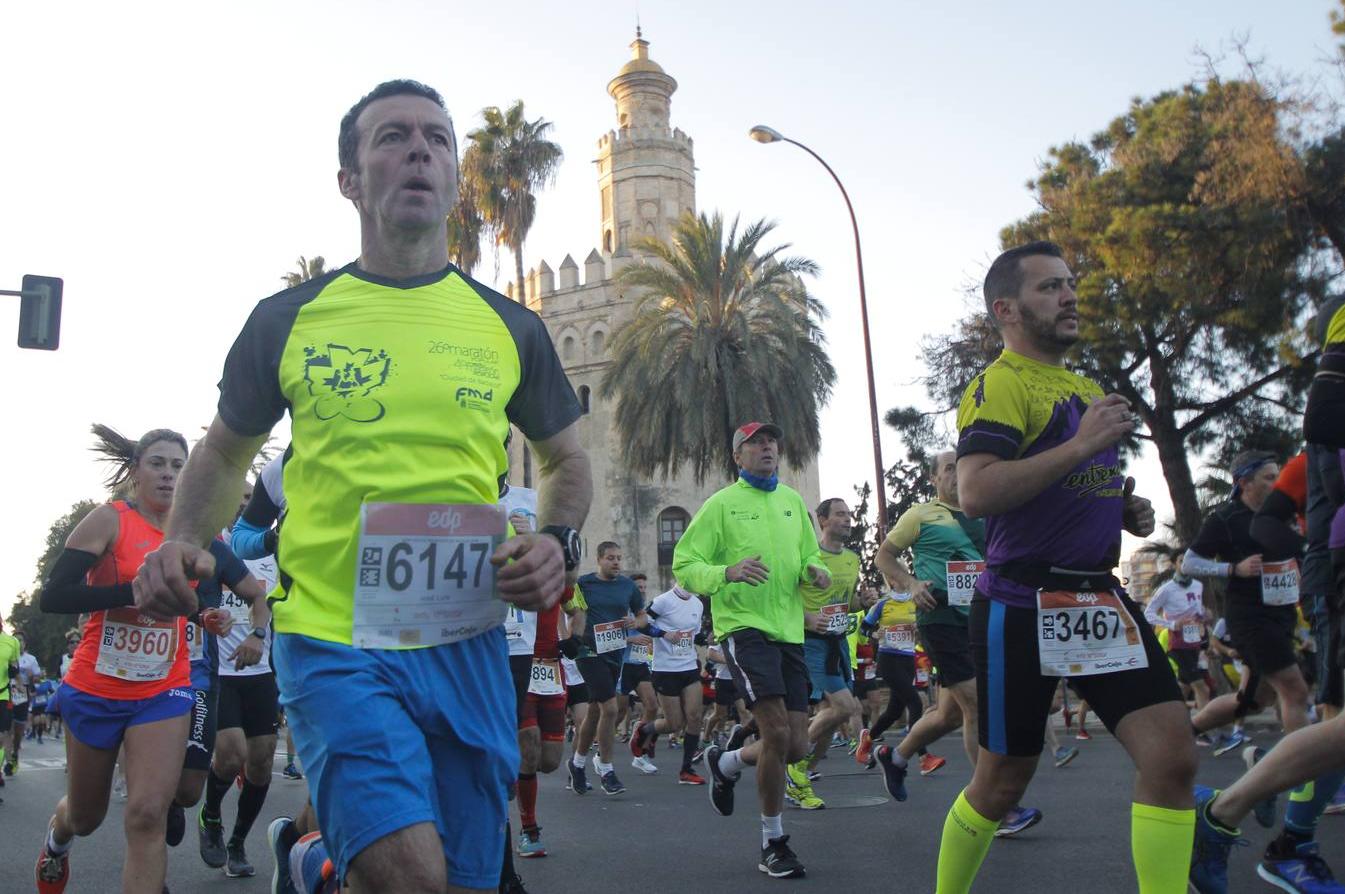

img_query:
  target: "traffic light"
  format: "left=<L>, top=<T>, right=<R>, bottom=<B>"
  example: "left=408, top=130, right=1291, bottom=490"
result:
left=17, top=274, right=61, bottom=350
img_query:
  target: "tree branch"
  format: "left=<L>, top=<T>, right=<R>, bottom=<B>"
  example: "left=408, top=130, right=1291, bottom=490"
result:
left=1178, top=361, right=1304, bottom=436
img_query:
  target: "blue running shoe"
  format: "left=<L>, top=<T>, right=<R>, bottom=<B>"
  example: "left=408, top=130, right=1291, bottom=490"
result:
left=994, top=806, right=1043, bottom=838
left=1257, top=842, right=1345, bottom=893
left=600, top=770, right=626, bottom=795
left=1327, top=784, right=1345, bottom=816
left=1213, top=730, right=1249, bottom=757
left=1190, top=785, right=1247, bottom=894
left=875, top=745, right=907, bottom=802
left=1243, top=746, right=1278, bottom=828
left=266, top=817, right=297, bottom=894
left=567, top=760, right=588, bottom=796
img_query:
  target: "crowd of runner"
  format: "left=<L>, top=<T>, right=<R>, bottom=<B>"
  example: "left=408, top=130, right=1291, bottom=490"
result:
left=0, top=78, right=1343, bottom=894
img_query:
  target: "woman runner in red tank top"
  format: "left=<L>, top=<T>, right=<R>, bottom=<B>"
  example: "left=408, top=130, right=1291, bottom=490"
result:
left=35, top=426, right=199, bottom=894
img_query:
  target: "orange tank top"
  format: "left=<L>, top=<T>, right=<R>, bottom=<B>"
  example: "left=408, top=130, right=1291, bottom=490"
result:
left=63, top=501, right=191, bottom=699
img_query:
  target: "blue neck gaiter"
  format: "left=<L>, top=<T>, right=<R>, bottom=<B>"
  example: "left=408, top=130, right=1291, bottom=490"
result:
left=739, top=469, right=779, bottom=492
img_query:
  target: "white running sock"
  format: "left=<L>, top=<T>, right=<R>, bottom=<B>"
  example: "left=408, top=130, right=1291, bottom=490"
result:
left=593, top=759, right=613, bottom=776
left=47, top=828, right=72, bottom=856
left=718, top=748, right=748, bottom=776
left=571, top=751, right=586, bottom=769
left=761, top=814, right=784, bottom=848
left=890, top=749, right=908, bottom=769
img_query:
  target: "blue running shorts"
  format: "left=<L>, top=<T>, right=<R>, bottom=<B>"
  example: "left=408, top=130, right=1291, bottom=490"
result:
left=272, top=629, right=517, bottom=889
left=60, top=683, right=193, bottom=751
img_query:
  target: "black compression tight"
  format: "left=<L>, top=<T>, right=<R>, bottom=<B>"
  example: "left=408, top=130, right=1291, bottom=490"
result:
left=870, top=652, right=925, bottom=752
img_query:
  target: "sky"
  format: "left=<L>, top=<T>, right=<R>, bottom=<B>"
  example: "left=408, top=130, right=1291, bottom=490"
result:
left=0, top=0, right=1338, bottom=615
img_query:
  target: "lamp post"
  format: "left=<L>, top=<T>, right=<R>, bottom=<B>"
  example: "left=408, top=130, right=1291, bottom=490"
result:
left=749, top=125, right=887, bottom=536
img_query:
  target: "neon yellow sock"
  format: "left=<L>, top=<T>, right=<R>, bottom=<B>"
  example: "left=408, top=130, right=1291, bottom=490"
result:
left=936, top=789, right=999, bottom=894
left=1132, top=802, right=1194, bottom=893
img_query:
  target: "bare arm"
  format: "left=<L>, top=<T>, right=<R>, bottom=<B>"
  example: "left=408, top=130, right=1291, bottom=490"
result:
left=493, top=422, right=592, bottom=611
left=533, top=423, right=591, bottom=532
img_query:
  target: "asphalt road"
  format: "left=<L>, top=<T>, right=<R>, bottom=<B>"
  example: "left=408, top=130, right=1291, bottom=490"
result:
left=1, top=720, right=1340, bottom=893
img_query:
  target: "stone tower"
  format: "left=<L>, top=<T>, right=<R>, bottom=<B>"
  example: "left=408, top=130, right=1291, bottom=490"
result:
left=596, top=28, right=696, bottom=255
left=516, top=33, right=820, bottom=586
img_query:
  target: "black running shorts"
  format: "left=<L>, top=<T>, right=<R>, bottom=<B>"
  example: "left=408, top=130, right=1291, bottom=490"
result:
left=576, top=655, right=622, bottom=704
left=970, top=594, right=1181, bottom=757
left=920, top=622, right=976, bottom=686
left=652, top=667, right=702, bottom=698
left=216, top=673, right=280, bottom=738
left=720, top=628, right=810, bottom=713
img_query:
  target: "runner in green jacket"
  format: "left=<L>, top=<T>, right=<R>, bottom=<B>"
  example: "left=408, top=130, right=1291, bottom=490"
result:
left=675, top=422, right=829, bottom=880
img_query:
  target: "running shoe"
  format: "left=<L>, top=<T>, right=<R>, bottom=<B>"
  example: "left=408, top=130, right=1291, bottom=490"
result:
left=785, top=784, right=826, bottom=810
left=630, top=722, right=652, bottom=758
left=1195, top=734, right=1214, bottom=748
left=759, top=835, right=806, bottom=879
left=854, top=729, right=873, bottom=766
left=920, top=753, right=946, bottom=776
left=199, top=810, right=227, bottom=868
left=35, top=847, right=70, bottom=894
left=225, top=841, right=256, bottom=878
left=566, top=760, right=588, bottom=796
left=501, top=873, right=529, bottom=893
left=1190, top=785, right=1246, bottom=894
left=1075, top=729, right=1092, bottom=741
left=631, top=755, right=658, bottom=775
left=807, top=769, right=822, bottom=782
left=994, top=806, right=1043, bottom=838
left=1325, top=784, right=1345, bottom=816
left=705, top=745, right=738, bottom=817
left=875, top=745, right=908, bottom=802
left=1053, top=746, right=1079, bottom=768
left=166, top=803, right=185, bottom=847
left=281, top=763, right=303, bottom=780
left=678, top=769, right=706, bottom=785
left=1257, top=841, right=1345, bottom=893
left=3, top=761, right=13, bottom=776
left=690, top=747, right=706, bottom=766
left=1213, top=730, right=1250, bottom=757
left=830, top=732, right=848, bottom=749
left=725, top=723, right=751, bottom=752
left=600, top=770, right=626, bottom=795
left=516, top=826, right=546, bottom=859
left=266, top=816, right=297, bottom=894
left=9, top=759, right=18, bottom=775
left=785, top=759, right=811, bottom=790
left=1243, top=746, right=1278, bottom=828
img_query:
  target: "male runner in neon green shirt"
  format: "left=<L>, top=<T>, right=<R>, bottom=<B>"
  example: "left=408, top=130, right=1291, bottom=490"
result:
left=675, top=422, right=829, bottom=880
left=0, top=613, right=19, bottom=794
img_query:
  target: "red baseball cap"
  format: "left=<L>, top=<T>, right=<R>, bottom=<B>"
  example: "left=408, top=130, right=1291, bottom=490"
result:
left=732, top=422, right=783, bottom=452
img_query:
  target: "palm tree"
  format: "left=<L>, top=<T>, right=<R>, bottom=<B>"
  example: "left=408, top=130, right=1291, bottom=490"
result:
left=446, top=160, right=485, bottom=275
left=283, top=255, right=327, bottom=288
left=462, top=101, right=563, bottom=301
left=602, top=211, right=837, bottom=484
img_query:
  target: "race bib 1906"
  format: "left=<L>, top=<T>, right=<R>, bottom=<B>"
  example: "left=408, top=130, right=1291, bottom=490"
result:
left=353, top=503, right=506, bottom=649
left=95, top=608, right=180, bottom=681
left=593, top=620, right=627, bottom=654
left=945, top=561, right=985, bottom=607
left=1036, top=590, right=1147, bottom=677
left=1261, top=560, right=1300, bottom=607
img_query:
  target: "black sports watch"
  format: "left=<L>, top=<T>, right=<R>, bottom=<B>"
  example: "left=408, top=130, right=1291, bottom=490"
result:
left=249, top=627, right=267, bottom=641
left=540, top=525, right=582, bottom=572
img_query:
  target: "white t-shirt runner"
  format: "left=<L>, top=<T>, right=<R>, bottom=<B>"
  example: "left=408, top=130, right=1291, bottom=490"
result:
left=1144, top=578, right=1206, bottom=649
left=501, top=485, right=541, bottom=658
left=649, top=588, right=703, bottom=673
left=217, top=555, right=278, bottom=678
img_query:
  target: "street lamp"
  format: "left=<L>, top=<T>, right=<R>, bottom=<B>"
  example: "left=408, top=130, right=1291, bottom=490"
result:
left=749, top=125, right=887, bottom=536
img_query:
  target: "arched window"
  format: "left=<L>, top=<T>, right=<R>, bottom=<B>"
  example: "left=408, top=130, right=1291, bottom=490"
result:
left=578, top=385, right=591, bottom=414
left=590, top=329, right=606, bottom=356
left=657, top=506, right=691, bottom=567
left=561, top=335, right=576, bottom=363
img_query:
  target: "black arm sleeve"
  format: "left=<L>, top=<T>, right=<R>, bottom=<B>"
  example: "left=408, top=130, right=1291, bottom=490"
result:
left=1251, top=489, right=1306, bottom=557
left=239, top=477, right=282, bottom=530
left=39, top=548, right=134, bottom=614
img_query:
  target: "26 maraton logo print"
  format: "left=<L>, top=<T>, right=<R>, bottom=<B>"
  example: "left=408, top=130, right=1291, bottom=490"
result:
left=303, top=343, right=392, bottom=422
